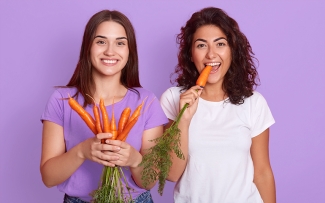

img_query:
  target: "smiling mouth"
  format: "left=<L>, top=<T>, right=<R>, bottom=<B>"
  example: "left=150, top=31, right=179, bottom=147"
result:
left=205, top=62, right=221, bottom=72
left=102, top=59, right=118, bottom=64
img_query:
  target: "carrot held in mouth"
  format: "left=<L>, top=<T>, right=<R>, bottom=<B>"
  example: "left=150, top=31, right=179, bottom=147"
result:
left=196, top=65, right=212, bottom=88
left=140, top=65, right=212, bottom=195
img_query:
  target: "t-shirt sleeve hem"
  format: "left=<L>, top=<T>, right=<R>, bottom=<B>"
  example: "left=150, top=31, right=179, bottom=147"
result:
left=251, top=120, right=275, bottom=138
left=40, top=116, right=64, bottom=127
left=144, top=118, right=169, bottom=130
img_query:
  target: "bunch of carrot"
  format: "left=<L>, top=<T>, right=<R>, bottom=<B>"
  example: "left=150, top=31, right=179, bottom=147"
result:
left=68, top=96, right=146, bottom=203
left=140, top=65, right=212, bottom=195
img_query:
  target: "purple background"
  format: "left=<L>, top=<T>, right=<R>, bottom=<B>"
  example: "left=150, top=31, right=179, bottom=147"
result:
left=0, top=1, right=324, bottom=202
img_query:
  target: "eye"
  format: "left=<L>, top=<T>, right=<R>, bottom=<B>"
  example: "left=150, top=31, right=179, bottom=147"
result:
left=196, top=43, right=206, bottom=48
left=217, top=42, right=226, bottom=47
left=117, top=41, right=126, bottom=46
left=96, top=40, right=106, bottom=45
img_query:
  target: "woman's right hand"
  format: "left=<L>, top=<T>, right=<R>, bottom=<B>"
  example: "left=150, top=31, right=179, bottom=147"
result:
left=78, top=133, right=120, bottom=167
left=179, top=85, right=203, bottom=122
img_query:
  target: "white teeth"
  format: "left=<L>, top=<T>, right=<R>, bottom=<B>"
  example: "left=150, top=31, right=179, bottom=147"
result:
left=206, top=62, right=220, bottom=67
left=102, top=59, right=117, bottom=64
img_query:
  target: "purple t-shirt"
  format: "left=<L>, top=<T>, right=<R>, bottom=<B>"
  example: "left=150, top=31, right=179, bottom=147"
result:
left=41, top=87, right=168, bottom=202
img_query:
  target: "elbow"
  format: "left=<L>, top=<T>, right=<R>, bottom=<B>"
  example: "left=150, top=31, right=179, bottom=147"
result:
left=41, top=177, right=56, bottom=188
left=40, top=168, right=56, bottom=188
left=167, top=173, right=182, bottom=182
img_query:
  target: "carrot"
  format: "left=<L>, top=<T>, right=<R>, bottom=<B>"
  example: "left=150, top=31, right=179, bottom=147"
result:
left=196, top=65, right=212, bottom=87
left=93, top=104, right=103, bottom=134
left=68, top=95, right=97, bottom=135
left=117, top=115, right=139, bottom=142
left=99, top=98, right=111, bottom=143
left=86, top=94, right=103, bottom=134
left=118, top=107, right=131, bottom=135
left=99, top=98, right=110, bottom=133
left=110, top=97, right=118, bottom=140
left=126, top=98, right=146, bottom=126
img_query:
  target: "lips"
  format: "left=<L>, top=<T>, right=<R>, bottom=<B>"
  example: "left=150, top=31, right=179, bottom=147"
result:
left=205, top=62, right=220, bottom=73
left=102, top=59, right=117, bottom=64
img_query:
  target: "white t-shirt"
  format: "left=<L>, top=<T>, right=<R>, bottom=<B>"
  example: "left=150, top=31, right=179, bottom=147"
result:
left=160, top=87, right=275, bottom=203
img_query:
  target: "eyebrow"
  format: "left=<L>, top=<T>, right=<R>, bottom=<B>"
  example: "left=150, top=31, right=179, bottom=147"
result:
left=194, top=37, right=227, bottom=43
left=94, top=35, right=128, bottom=40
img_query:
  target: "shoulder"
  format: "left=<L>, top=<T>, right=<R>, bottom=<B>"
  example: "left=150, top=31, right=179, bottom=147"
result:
left=246, top=91, right=268, bottom=105
left=51, top=87, right=78, bottom=98
left=161, top=86, right=184, bottom=100
left=130, top=87, right=157, bottom=100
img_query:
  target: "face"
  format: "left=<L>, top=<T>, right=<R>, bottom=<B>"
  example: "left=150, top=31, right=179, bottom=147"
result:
left=191, top=25, right=232, bottom=87
left=90, top=21, right=129, bottom=78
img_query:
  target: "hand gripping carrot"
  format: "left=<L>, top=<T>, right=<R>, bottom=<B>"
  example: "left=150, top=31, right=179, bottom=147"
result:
left=68, top=96, right=97, bottom=135
left=118, top=107, right=131, bottom=135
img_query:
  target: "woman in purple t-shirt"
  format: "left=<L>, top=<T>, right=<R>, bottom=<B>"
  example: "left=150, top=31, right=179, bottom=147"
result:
left=40, top=10, right=168, bottom=203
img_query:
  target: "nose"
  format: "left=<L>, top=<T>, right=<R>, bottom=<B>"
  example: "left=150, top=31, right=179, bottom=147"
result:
left=206, top=46, right=217, bottom=59
left=104, top=43, right=114, bottom=56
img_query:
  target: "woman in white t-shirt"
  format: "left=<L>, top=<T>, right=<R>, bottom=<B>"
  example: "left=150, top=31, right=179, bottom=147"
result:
left=160, top=7, right=276, bottom=203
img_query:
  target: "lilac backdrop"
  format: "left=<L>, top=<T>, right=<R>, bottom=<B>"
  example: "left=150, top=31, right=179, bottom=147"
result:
left=0, top=1, right=324, bottom=202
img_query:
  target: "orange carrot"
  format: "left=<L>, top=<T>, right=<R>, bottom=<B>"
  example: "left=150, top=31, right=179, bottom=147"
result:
left=110, top=97, right=118, bottom=140
left=93, top=104, right=103, bottom=134
left=99, top=98, right=110, bottom=132
left=126, top=98, right=146, bottom=126
left=117, top=115, right=139, bottom=142
left=86, top=94, right=103, bottom=134
left=196, top=65, right=212, bottom=88
left=99, top=98, right=110, bottom=144
left=68, top=96, right=97, bottom=135
left=118, top=107, right=131, bottom=135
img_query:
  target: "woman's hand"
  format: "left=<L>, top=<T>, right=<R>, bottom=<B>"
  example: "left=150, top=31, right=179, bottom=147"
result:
left=78, top=133, right=120, bottom=167
left=179, top=85, right=203, bottom=122
left=102, top=139, right=142, bottom=168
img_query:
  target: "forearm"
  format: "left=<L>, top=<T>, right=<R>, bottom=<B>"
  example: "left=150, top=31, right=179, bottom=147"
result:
left=254, top=170, right=276, bottom=203
left=129, top=157, right=156, bottom=189
left=167, top=119, right=189, bottom=182
left=40, top=144, right=85, bottom=187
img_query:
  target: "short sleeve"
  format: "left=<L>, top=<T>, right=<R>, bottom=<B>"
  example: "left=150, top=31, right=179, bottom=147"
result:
left=250, top=92, right=275, bottom=137
left=143, top=95, right=169, bottom=130
left=40, top=89, right=65, bottom=126
left=160, top=87, right=181, bottom=121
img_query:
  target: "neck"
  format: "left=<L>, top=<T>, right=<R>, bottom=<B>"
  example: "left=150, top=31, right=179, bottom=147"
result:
left=92, top=75, right=128, bottom=105
left=200, top=83, right=227, bottom=102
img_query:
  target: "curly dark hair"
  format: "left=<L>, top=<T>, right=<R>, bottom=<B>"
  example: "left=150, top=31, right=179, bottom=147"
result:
left=174, top=7, right=259, bottom=105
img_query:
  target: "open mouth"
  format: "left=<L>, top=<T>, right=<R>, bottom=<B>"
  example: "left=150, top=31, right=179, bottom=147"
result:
left=102, top=59, right=118, bottom=65
left=205, top=62, right=221, bottom=73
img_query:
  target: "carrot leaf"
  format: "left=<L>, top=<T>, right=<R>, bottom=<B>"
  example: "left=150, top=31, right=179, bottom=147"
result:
left=140, top=103, right=187, bottom=195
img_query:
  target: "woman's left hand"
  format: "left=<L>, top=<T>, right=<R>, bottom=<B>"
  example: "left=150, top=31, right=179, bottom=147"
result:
left=102, top=139, right=142, bottom=168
